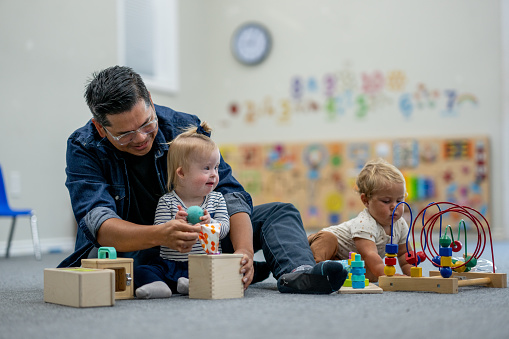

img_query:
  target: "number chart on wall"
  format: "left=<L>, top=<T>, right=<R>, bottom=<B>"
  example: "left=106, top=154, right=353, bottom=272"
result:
left=220, top=136, right=490, bottom=230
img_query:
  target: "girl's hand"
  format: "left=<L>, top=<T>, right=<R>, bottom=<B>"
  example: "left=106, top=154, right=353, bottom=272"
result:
left=200, top=209, right=212, bottom=224
left=175, top=205, right=188, bottom=221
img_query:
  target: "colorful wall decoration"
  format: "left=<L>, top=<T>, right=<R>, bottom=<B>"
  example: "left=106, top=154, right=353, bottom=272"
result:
left=220, top=137, right=489, bottom=230
left=225, top=68, right=479, bottom=126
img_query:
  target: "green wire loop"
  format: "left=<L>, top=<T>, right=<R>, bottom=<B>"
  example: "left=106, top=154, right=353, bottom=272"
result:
left=445, top=225, right=455, bottom=243
left=458, top=219, right=468, bottom=256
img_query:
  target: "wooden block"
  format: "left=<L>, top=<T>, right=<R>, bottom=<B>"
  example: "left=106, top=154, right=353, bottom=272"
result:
left=81, top=258, right=134, bottom=299
left=384, top=265, right=396, bottom=276
left=410, top=266, right=423, bottom=277
left=441, top=256, right=453, bottom=266
left=188, top=254, right=244, bottom=300
left=379, top=275, right=459, bottom=294
left=385, top=257, right=397, bottom=266
left=339, top=283, right=383, bottom=294
left=44, top=268, right=115, bottom=308
left=429, top=271, right=507, bottom=288
left=344, top=273, right=352, bottom=287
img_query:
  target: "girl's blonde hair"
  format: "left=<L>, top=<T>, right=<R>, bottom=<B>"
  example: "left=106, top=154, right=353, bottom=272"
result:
left=166, top=121, right=217, bottom=191
left=355, top=158, right=405, bottom=199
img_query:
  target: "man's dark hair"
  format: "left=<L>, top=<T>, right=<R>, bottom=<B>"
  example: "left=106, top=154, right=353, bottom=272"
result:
left=84, top=65, right=151, bottom=126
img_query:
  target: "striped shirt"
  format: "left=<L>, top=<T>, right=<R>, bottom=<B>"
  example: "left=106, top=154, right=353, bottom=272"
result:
left=156, top=190, right=230, bottom=261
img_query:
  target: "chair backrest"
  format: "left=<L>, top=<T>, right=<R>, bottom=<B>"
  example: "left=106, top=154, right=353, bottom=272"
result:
left=0, top=165, right=12, bottom=208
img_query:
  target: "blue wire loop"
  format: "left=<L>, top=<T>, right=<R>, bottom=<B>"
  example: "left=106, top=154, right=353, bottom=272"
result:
left=390, top=201, right=412, bottom=246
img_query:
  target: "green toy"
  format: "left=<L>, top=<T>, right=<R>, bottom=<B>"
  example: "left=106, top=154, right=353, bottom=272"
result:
left=187, top=206, right=204, bottom=224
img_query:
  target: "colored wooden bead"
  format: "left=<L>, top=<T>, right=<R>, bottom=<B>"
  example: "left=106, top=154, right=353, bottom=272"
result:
left=348, top=252, right=357, bottom=265
left=451, top=240, right=462, bottom=252
left=344, top=274, right=352, bottom=287
left=352, top=281, right=365, bottom=289
left=441, top=256, right=453, bottom=267
left=350, top=267, right=366, bottom=275
left=432, top=256, right=441, bottom=267
left=452, top=260, right=466, bottom=273
left=385, top=253, right=398, bottom=258
left=440, top=266, right=453, bottom=278
left=439, top=247, right=453, bottom=256
left=385, top=243, right=398, bottom=254
left=351, top=274, right=365, bottom=282
left=405, top=251, right=421, bottom=265
left=410, top=266, right=423, bottom=277
left=465, top=255, right=478, bottom=268
left=439, top=235, right=452, bottom=247
left=385, top=257, right=397, bottom=266
left=417, top=251, right=426, bottom=262
left=384, top=265, right=396, bottom=276
left=351, top=260, right=365, bottom=268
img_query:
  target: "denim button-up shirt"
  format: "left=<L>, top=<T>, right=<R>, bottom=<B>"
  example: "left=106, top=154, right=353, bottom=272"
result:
left=59, top=104, right=252, bottom=267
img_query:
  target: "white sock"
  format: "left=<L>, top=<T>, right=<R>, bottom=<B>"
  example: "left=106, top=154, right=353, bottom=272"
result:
left=177, top=277, right=189, bottom=295
left=135, top=281, right=172, bottom=299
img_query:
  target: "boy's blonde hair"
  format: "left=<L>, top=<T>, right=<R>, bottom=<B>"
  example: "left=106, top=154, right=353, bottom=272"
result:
left=167, top=121, right=217, bottom=191
left=355, top=158, right=405, bottom=199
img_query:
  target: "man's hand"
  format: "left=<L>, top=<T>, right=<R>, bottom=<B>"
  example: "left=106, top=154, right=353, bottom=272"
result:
left=236, top=248, right=254, bottom=289
left=229, top=212, right=255, bottom=290
left=159, top=219, right=201, bottom=253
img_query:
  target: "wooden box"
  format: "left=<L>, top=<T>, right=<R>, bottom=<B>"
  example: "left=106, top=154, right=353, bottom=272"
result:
left=188, top=254, right=244, bottom=300
left=81, top=257, right=134, bottom=299
left=44, top=268, right=115, bottom=308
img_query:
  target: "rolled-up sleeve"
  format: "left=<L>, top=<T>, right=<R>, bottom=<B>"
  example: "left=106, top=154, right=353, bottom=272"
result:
left=224, top=192, right=252, bottom=217
left=65, top=130, right=125, bottom=246
left=84, top=206, right=121, bottom=239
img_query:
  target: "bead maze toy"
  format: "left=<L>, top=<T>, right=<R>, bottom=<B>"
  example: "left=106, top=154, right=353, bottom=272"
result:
left=379, top=202, right=507, bottom=293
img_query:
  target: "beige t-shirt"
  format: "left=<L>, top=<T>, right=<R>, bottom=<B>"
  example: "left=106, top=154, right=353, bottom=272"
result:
left=322, top=208, right=409, bottom=260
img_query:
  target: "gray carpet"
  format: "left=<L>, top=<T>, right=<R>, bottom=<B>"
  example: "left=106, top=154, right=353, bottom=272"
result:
left=1, top=242, right=509, bottom=339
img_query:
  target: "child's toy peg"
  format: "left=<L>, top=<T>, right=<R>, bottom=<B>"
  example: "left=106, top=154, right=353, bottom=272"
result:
left=98, top=247, right=117, bottom=259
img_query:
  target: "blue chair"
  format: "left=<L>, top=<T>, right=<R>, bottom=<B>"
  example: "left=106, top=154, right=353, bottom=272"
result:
left=0, top=165, right=41, bottom=260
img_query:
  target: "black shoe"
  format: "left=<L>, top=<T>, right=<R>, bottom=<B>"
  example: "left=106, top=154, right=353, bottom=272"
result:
left=252, top=261, right=272, bottom=284
left=277, top=261, right=348, bottom=294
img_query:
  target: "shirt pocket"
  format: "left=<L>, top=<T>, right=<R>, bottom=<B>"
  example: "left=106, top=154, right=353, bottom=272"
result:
left=109, top=184, right=127, bottom=217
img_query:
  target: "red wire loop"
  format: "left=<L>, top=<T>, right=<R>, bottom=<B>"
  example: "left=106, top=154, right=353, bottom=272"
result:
left=407, top=202, right=495, bottom=273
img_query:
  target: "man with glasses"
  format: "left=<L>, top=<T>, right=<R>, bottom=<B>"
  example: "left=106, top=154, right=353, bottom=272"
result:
left=59, top=65, right=348, bottom=295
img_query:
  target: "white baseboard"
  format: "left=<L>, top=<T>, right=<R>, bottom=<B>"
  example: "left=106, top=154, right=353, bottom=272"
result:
left=0, top=237, right=75, bottom=257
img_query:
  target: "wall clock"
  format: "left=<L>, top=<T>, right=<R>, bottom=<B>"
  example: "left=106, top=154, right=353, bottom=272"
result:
left=231, top=22, right=272, bottom=66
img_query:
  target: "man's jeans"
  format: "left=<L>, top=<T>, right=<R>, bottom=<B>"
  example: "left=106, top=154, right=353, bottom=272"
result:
left=221, top=202, right=315, bottom=279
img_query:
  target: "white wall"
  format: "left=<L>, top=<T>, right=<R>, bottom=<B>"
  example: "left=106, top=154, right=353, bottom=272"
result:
left=0, top=0, right=506, bottom=257
left=0, top=0, right=116, bottom=254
